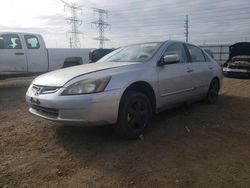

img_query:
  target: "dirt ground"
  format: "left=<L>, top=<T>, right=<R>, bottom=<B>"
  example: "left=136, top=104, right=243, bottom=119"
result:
left=0, top=77, right=250, bottom=188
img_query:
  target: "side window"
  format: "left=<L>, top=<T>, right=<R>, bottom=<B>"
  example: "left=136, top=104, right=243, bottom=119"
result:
left=24, top=35, right=40, bottom=49
left=163, top=43, right=187, bottom=63
left=0, top=34, right=22, bottom=49
left=186, top=44, right=205, bottom=62
left=203, top=52, right=211, bottom=62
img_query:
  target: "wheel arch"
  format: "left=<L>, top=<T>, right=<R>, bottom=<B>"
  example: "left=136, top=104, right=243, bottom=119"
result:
left=119, top=81, right=157, bottom=113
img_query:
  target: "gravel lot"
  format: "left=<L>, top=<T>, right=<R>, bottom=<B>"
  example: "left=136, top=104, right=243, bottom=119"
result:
left=0, top=77, right=250, bottom=188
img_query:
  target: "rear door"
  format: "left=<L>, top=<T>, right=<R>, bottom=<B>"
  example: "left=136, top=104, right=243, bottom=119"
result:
left=185, top=44, right=212, bottom=95
left=23, top=34, right=48, bottom=72
left=158, top=42, right=195, bottom=106
left=0, top=33, right=27, bottom=73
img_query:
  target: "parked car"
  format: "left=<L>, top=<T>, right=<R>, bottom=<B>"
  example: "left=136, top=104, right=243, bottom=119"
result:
left=223, top=42, right=250, bottom=77
left=89, top=48, right=115, bottom=63
left=0, top=32, right=90, bottom=78
left=25, top=40, right=223, bottom=139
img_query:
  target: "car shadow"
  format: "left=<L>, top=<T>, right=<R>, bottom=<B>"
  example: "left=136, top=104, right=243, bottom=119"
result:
left=55, top=94, right=250, bottom=156
left=52, top=93, right=250, bottom=188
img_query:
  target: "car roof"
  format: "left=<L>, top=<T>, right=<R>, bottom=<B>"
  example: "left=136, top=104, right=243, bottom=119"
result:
left=124, top=40, right=197, bottom=46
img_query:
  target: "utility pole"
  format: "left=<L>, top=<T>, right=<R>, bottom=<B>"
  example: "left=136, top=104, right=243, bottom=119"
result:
left=61, top=0, right=83, bottom=48
left=184, top=15, right=189, bottom=43
left=91, top=8, right=110, bottom=49
left=69, top=36, right=73, bottom=48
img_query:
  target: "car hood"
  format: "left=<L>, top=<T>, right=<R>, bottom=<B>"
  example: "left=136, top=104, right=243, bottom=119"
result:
left=32, top=61, right=139, bottom=87
left=228, top=42, right=250, bottom=60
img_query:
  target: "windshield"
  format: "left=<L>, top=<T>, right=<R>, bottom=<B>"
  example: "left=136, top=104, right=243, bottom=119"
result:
left=97, top=42, right=162, bottom=63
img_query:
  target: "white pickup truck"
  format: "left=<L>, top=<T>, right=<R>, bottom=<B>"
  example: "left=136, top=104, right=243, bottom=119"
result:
left=0, top=32, right=90, bottom=77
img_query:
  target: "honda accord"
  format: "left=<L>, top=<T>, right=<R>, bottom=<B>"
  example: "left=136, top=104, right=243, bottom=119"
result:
left=26, top=41, right=223, bottom=139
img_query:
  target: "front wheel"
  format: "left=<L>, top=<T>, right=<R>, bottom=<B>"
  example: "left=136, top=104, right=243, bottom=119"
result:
left=114, top=91, right=152, bottom=139
left=206, top=78, right=219, bottom=104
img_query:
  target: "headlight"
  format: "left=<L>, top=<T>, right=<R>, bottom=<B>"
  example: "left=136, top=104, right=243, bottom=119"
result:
left=61, top=76, right=111, bottom=95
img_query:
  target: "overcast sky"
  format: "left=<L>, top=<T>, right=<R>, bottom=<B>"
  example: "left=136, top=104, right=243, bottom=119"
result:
left=0, top=0, right=249, bottom=48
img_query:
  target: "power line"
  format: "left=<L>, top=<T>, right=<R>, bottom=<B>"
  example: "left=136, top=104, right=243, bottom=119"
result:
left=97, top=0, right=245, bottom=11
left=82, top=3, right=250, bottom=29
left=109, top=10, right=250, bottom=27
left=91, top=8, right=110, bottom=48
left=58, top=0, right=249, bottom=47
left=110, top=15, right=250, bottom=30
left=83, top=5, right=250, bottom=20
left=83, top=6, right=250, bottom=22
left=98, top=0, right=249, bottom=15
left=61, top=0, right=83, bottom=48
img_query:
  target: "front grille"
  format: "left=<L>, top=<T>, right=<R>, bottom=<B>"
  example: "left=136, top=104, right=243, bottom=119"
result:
left=32, top=85, right=60, bottom=95
left=31, top=104, right=59, bottom=117
left=228, top=65, right=250, bottom=70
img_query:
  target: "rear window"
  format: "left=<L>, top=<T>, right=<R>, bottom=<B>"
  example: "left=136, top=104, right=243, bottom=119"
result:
left=24, top=35, right=40, bottom=49
left=186, top=44, right=206, bottom=62
left=203, top=52, right=211, bottom=62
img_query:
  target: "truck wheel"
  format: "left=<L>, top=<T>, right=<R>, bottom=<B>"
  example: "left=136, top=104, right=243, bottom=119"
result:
left=114, top=91, right=152, bottom=139
left=206, top=78, right=219, bottom=104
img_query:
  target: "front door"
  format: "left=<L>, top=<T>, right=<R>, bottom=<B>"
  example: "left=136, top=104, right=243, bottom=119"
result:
left=0, top=33, right=27, bottom=73
left=158, top=42, right=195, bottom=106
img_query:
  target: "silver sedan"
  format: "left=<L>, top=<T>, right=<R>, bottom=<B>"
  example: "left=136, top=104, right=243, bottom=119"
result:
left=26, top=41, right=223, bottom=139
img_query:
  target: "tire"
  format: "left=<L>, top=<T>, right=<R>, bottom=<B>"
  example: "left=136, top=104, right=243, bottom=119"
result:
left=206, top=78, right=219, bottom=104
left=114, top=91, right=152, bottom=139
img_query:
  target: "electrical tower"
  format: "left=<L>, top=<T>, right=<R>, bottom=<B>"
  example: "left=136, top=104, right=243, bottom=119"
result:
left=184, top=15, right=189, bottom=43
left=91, top=8, right=110, bottom=49
left=61, top=0, right=83, bottom=48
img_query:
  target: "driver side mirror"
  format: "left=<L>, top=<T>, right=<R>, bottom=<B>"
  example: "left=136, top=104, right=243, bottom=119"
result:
left=158, top=54, right=180, bottom=66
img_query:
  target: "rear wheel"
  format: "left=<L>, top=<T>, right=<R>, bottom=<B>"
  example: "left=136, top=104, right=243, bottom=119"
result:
left=114, top=91, right=152, bottom=139
left=206, top=78, right=219, bottom=104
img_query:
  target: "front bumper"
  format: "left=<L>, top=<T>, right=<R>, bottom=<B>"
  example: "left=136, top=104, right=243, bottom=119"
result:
left=222, top=67, right=250, bottom=77
left=26, top=87, right=122, bottom=126
left=223, top=67, right=250, bottom=74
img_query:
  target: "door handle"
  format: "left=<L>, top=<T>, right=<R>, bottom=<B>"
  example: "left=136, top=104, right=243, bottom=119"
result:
left=209, top=67, right=213, bottom=70
left=15, top=52, right=24, bottom=55
left=187, top=69, right=193, bottom=73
